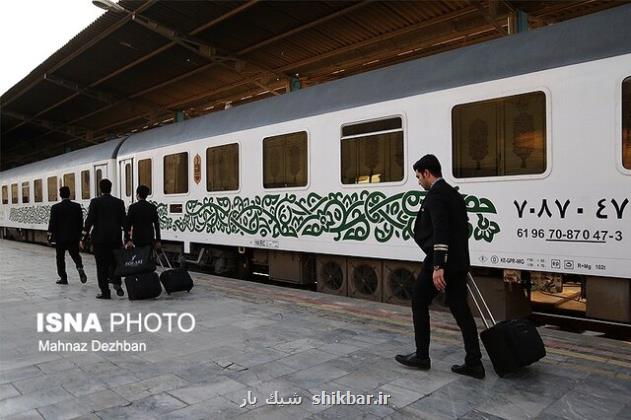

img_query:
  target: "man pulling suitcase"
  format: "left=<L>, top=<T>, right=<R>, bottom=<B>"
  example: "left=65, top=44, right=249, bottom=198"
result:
left=395, top=154, right=485, bottom=379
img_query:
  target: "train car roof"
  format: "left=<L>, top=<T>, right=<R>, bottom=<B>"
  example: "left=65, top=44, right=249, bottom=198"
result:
left=0, top=138, right=126, bottom=180
left=118, top=4, right=631, bottom=156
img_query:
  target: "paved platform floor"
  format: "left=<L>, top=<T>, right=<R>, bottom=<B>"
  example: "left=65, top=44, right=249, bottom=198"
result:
left=1, top=239, right=630, bottom=420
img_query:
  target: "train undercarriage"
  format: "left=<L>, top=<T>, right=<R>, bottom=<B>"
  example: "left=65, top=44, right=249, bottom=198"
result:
left=3, top=226, right=629, bottom=338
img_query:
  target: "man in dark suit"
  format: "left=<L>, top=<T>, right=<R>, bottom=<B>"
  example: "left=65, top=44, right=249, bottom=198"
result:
left=396, top=154, right=484, bottom=379
left=48, top=186, right=87, bottom=285
left=82, top=179, right=126, bottom=299
left=125, top=185, right=161, bottom=250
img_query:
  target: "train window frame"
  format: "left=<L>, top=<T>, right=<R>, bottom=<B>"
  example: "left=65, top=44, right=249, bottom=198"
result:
left=47, top=176, right=58, bottom=202
left=262, top=130, right=311, bottom=191
left=22, top=181, right=30, bottom=204
left=81, top=170, right=91, bottom=200
left=11, top=183, right=18, bottom=204
left=619, top=75, right=631, bottom=175
left=137, top=158, right=153, bottom=197
left=450, top=88, right=552, bottom=183
left=339, top=114, right=408, bottom=189
left=63, top=172, right=77, bottom=200
left=163, top=151, right=190, bottom=196
left=34, top=179, right=43, bottom=203
left=206, top=142, right=241, bottom=193
left=1, top=185, right=7, bottom=205
left=124, top=162, right=133, bottom=198
left=95, top=168, right=104, bottom=196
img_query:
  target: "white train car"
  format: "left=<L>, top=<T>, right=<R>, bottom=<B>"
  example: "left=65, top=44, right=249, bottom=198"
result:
left=2, top=6, right=630, bottom=322
left=0, top=140, right=123, bottom=242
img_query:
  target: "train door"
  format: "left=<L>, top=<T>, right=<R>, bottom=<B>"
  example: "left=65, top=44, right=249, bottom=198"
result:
left=94, top=164, right=107, bottom=197
left=119, top=158, right=134, bottom=207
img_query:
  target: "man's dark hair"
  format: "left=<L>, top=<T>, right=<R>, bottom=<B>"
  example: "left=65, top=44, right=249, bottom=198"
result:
left=59, top=186, right=70, bottom=199
left=413, top=154, right=442, bottom=177
left=100, top=179, right=112, bottom=194
left=136, top=185, right=150, bottom=199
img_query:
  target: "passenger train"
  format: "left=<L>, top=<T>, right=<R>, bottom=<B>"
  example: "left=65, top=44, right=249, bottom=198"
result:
left=2, top=6, right=630, bottom=323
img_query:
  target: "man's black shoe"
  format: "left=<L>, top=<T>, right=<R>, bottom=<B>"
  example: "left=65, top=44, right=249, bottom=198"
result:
left=78, top=268, right=87, bottom=284
left=395, top=353, right=431, bottom=369
left=451, top=363, right=485, bottom=379
left=113, top=285, right=124, bottom=297
left=96, top=293, right=111, bottom=300
left=56, top=279, right=68, bottom=285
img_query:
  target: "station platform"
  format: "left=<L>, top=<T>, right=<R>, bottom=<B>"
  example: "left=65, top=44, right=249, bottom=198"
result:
left=1, top=239, right=630, bottom=420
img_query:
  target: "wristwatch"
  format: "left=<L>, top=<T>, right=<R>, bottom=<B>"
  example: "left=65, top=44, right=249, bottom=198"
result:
left=433, top=265, right=444, bottom=271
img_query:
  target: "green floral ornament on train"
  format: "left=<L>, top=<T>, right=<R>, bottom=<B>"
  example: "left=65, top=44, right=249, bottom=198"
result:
left=8, top=205, right=87, bottom=225
left=7, top=191, right=500, bottom=243
left=153, top=190, right=501, bottom=243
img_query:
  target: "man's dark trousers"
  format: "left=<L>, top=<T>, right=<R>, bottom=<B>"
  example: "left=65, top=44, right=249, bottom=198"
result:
left=412, top=258, right=482, bottom=365
left=93, top=242, right=122, bottom=297
left=55, top=242, right=83, bottom=281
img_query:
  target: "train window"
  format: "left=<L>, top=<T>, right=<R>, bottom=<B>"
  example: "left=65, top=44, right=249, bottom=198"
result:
left=452, top=91, right=546, bottom=178
left=47, top=177, right=58, bottom=201
left=341, top=117, right=404, bottom=184
left=81, top=171, right=90, bottom=199
left=623, top=77, right=631, bottom=169
left=207, top=143, right=239, bottom=192
left=63, top=173, right=76, bottom=200
left=22, top=182, right=30, bottom=204
left=164, top=152, right=188, bottom=194
left=34, top=179, right=43, bottom=203
left=11, top=184, right=18, bottom=204
left=2, top=186, right=7, bottom=204
left=125, top=163, right=132, bottom=197
left=95, top=169, right=103, bottom=196
left=263, top=131, right=308, bottom=188
left=138, top=159, right=152, bottom=194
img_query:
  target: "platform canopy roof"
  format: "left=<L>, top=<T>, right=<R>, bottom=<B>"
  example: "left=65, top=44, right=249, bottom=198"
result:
left=0, top=0, right=621, bottom=169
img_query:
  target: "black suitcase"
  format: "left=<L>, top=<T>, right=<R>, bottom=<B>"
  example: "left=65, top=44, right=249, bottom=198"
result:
left=159, top=269, right=193, bottom=294
left=155, top=250, right=193, bottom=294
left=467, top=273, right=546, bottom=377
left=124, top=272, right=162, bottom=300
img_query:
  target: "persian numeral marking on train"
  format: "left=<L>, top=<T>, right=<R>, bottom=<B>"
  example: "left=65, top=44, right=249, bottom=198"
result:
left=152, top=191, right=501, bottom=243
left=514, top=198, right=630, bottom=219
left=516, top=228, right=623, bottom=243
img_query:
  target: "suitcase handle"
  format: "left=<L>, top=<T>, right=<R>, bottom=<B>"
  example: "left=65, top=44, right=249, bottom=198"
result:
left=466, top=272, right=497, bottom=328
left=155, top=250, right=173, bottom=269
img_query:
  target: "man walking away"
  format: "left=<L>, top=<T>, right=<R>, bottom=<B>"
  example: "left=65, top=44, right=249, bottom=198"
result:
left=395, top=154, right=485, bottom=379
left=82, top=179, right=126, bottom=299
left=48, top=186, right=87, bottom=285
left=125, top=185, right=161, bottom=250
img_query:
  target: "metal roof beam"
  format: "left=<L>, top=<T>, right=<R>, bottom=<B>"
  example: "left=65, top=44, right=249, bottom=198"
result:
left=128, top=10, right=289, bottom=92
left=43, top=74, right=117, bottom=104
left=3, top=111, right=97, bottom=145
left=237, top=1, right=371, bottom=55
left=470, top=0, right=509, bottom=35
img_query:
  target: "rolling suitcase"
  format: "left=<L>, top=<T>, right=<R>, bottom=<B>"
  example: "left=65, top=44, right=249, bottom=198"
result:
left=156, top=250, right=194, bottom=294
left=467, top=273, right=546, bottom=377
left=124, top=272, right=162, bottom=300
